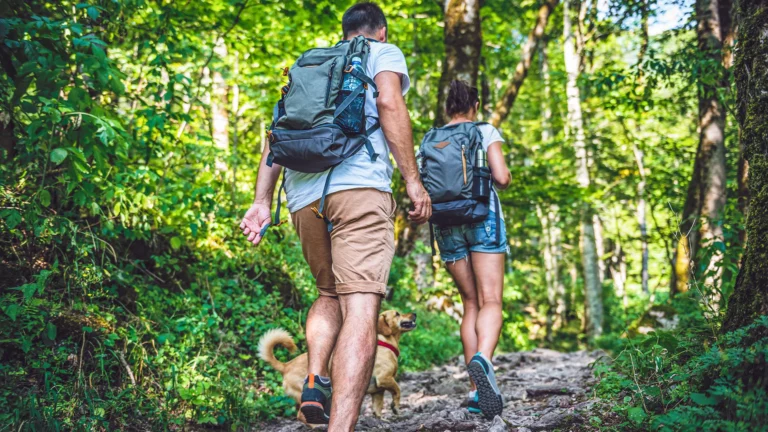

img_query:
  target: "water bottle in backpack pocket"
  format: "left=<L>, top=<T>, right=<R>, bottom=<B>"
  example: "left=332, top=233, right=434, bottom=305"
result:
left=472, top=148, right=491, bottom=199
left=335, top=57, right=366, bottom=134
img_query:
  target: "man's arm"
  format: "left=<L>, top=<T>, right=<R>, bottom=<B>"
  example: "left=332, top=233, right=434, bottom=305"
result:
left=240, top=149, right=282, bottom=245
left=375, top=71, right=431, bottom=224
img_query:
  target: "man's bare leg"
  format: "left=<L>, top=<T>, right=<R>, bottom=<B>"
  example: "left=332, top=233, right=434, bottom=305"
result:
left=306, top=295, right=342, bottom=377
left=328, top=292, right=381, bottom=431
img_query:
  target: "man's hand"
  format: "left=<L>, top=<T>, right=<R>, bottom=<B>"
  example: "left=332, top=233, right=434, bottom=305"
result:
left=240, top=202, right=272, bottom=246
left=406, top=180, right=431, bottom=224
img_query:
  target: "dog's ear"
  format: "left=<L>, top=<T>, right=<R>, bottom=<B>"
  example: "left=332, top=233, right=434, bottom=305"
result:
left=377, top=314, right=393, bottom=336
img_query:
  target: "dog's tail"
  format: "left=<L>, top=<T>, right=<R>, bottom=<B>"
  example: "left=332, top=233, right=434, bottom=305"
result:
left=257, top=328, right=297, bottom=374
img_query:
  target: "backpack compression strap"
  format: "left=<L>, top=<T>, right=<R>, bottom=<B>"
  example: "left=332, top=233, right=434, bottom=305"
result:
left=259, top=173, right=288, bottom=238
left=310, top=166, right=336, bottom=232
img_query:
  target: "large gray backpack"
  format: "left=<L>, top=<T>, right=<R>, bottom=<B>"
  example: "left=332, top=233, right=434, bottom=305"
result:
left=264, top=36, right=380, bottom=234
left=418, top=122, right=500, bottom=253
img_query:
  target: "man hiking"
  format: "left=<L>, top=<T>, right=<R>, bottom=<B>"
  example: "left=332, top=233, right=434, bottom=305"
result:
left=239, top=3, right=430, bottom=430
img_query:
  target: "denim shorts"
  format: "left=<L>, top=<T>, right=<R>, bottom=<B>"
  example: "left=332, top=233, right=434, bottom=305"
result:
left=434, top=211, right=509, bottom=262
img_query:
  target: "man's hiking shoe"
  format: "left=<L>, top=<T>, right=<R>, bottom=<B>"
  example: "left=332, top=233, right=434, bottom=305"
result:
left=300, top=375, right=332, bottom=424
left=467, top=353, right=503, bottom=419
left=467, top=390, right=482, bottom=414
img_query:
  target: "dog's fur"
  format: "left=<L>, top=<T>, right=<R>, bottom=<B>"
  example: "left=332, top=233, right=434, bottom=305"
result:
left=258, top=310, right=417, bottom=419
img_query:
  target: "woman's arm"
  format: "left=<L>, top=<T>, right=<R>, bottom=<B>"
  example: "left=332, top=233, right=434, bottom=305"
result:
left=487, top=141, right=511, bottom=189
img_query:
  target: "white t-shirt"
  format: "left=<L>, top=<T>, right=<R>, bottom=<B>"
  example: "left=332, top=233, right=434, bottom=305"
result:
left=476, top=123, right=505, bottom=213
left=284, top=42, right=410, bottom=212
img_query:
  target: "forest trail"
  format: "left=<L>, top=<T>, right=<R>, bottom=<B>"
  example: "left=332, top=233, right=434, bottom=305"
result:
left=257, top=349, right=602, bottom=432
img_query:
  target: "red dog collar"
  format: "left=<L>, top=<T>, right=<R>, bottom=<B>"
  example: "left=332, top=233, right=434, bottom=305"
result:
left=377, top=340, right=400, bottom=357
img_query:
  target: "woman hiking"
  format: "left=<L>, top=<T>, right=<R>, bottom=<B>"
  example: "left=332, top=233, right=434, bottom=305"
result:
left=432, top=80, right=511, bottom=418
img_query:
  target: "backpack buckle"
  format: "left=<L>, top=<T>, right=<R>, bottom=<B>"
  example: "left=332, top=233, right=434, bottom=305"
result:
left=344, top=65, right=353, bottom=73
left=282, top=67, right=289, bottom=76
left=310, top=207, right=324, bottom=219
left=266, top=130, right=275, bottom=143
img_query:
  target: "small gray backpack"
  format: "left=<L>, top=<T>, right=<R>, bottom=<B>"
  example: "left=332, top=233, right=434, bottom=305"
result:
left=418, top=122, right=500, bottom=253
left=264, top=36, right=380, bottom=234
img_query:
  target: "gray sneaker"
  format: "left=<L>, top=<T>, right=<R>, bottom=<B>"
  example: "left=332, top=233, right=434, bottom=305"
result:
left=467, top=353, right=503, bottom=419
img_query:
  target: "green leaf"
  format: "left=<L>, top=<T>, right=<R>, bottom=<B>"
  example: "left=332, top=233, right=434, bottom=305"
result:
left=20, top=283, right=36, bottom=301
left=4, top=304, right=20, bottom=321
left=87, top=6, right=100, bottom=20
left=691, top=392, right=720, bottom=406
left=170, top=237, right=182, bottom=249
left=627, top=406, right=647, bottom=425
left=83, top=326, right=93, bottom=333
left=39, top=189, right=51, bottom=207
left=46, top=322, right=57, bottom=341
left=50, top=148, right=68, bottom=164
left=11, top=76, right=32, bottom=104
left=1, top=209, right=22, bottom=229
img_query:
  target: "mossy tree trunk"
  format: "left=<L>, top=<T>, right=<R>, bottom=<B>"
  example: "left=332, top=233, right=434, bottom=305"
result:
left=671, top=0, right=729, bottom=296
left=721, top=0, right=768, bottom=333
left=435, top=0, right=483, bottom=127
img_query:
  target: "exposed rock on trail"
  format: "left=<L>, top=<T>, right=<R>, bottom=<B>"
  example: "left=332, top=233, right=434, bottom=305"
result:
left=257, top=349, right=601, bottom=432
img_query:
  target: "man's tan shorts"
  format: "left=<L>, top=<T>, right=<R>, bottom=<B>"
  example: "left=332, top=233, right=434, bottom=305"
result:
left=290, top=188, right=396, bottom=297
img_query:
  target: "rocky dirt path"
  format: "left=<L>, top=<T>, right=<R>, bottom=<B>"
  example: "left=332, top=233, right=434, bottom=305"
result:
left=257, top=349, right=603, bottom=432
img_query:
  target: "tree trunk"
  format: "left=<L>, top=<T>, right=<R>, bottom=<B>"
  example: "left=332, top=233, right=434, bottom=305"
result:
left=489, top=0, right=558, bottom=127
left=435, top=0, right=483, bottom=127
left=565, top=1, right=603, bottom=338
left=632, top=144, right=650, bottom=294
left=212, top=39, right=229, bottom=172
left=397, top=0, right=484, bottom=266
left=671, top=0, right=728, bottom=296
left=0, top=111, right=15, bottom=160
left=721, top=0, right=768, bottom=333
left=538, top=41, right=566, bottom=336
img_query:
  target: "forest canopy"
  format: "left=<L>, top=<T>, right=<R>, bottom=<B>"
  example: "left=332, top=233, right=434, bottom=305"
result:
left=1, top=0, right=767, bottom=430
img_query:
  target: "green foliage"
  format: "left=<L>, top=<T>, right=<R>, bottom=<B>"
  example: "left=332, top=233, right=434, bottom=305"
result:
left=0, top=0, right=757, bottom=429
left=594, top=306, right=768, bottom=432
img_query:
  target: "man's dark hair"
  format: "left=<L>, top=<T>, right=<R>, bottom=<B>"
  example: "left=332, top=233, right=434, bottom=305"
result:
left=446, top=80, right=479, bottom=117
left=342, top=2, right=387, bottom=38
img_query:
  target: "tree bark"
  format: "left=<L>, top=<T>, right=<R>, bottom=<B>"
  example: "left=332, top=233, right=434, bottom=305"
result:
left=671, top=0, right=728, bottom=296
left=212, top=39, right=229, bottom=172
left=489, top=0, right=558, bottom=128
left=435, top=0, right=483, bottom=127
left=721, top=0, right=768, bottom=333
left=0, top=111, right=15, bottom=160
left=564, top=1, right=603, bottom=338
left=632, top=144, right=650, bottom=294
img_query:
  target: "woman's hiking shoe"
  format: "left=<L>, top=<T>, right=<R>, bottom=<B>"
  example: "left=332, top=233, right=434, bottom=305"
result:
left=467, top=353, right=503, bottom=419
left=300, top=375, right=332, bottom=424
left=467, top=390, right=482, bottom=414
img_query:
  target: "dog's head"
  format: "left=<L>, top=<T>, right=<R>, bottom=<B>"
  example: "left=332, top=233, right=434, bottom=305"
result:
left=377, top=309, right=417, bottom=337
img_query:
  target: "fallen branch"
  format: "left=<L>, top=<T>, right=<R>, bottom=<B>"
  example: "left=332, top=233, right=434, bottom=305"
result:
left=117, top=351, right=137, bottom=386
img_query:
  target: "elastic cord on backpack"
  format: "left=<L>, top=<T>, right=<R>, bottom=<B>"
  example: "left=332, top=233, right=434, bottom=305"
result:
left=311, top=166, right=336, bottom=232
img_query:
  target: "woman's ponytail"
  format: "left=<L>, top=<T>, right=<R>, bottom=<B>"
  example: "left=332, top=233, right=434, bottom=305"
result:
left=446, top=80, right=479, bottom=117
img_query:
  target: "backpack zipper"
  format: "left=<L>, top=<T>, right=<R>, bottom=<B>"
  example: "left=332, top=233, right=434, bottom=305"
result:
left=325, top=59, right=337, bottom=107
left=461, top=144, right=467, bottom=185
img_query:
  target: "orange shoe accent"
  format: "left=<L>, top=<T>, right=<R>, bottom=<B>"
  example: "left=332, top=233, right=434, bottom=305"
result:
left=308, top=374, right=315, bottom=389
left=301, top=401, right=324, bottom=409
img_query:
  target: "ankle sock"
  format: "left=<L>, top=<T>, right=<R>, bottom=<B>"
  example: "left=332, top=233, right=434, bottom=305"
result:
left=468, top=390, right=477, bottom=398
left=305, top=375, right=331, bottom=385
left=475, top=352, right=493, bottom=366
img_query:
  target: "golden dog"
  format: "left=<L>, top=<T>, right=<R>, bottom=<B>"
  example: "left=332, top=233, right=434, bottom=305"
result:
left=258, top=310, right=417, bottom=419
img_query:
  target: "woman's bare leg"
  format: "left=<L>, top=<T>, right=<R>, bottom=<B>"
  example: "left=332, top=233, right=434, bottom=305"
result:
left=470, top=252, right=505, bottom=360
left=445, top=256, right=479, bottom=390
